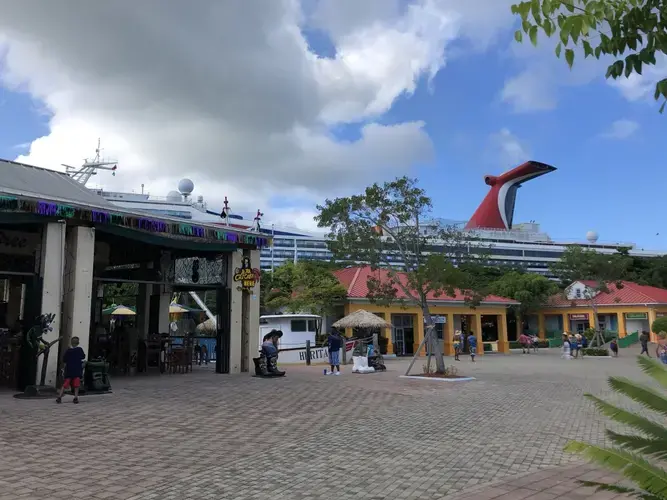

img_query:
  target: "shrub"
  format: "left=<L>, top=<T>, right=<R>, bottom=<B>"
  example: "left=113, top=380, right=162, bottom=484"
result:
left=652, top=316, right=667, bottom=337
left=509, top=340, right=549, bottom=349
left=582, top=348, right=609, bottom=357
left=565, top=357, right=667, bottom=498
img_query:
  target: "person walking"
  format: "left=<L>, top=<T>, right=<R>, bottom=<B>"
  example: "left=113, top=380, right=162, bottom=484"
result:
left=640, top=331, right=651, bottom=356
left=327, top=329, right=343, bottom=375
left=467, top=331, right=477, bottom=362
left=453, top=330, right=462, bottom=361
left=518, top=333, right=530, bottom=354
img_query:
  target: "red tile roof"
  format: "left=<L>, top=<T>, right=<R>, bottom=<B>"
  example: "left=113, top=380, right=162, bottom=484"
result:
left=547, top=281, right=667, bottom=307
left=333, top=266, right=518, bottom=305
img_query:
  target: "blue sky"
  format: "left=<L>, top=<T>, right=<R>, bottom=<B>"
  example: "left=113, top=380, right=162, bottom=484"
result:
left=0, top=1, right=664, bottom=250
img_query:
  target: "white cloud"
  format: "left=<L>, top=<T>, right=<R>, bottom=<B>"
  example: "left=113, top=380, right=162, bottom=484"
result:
left=501, top=67, right=558, bottom=113
left=488, top=128, right=530, bottom=168
left=600, top=119, right=639, bottom=140
left=610, top=54, right=667, bottom=103
left=0, top=0, right=516, bottom=229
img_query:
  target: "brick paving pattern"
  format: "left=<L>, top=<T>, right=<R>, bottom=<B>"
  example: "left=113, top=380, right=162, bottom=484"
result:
left=0, top=347, right=652, bottom=499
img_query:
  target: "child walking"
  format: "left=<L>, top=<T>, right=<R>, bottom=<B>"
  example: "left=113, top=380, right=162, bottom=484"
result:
left=467, top=332, right=477, bottom=362
left=56, top=336, right=86, bottom=404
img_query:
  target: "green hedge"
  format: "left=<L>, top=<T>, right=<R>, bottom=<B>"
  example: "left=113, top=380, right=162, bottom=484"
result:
left=583, top=347, right=609, bottom=357
left=483, top=343, right=492, bottom=352
left=509, top=340, right=550, bottom=349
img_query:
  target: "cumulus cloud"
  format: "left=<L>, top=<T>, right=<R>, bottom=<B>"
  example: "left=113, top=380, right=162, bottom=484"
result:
left=610, top=54, right=667, bottom=103
left=488, top=128, right=530, bottom=168
left=0, top=0, right=515, bottom=228
left=600, top=119, right=639, bottom=140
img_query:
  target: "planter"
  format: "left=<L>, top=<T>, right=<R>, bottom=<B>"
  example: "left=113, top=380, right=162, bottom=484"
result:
left=400, top=375, right=475, bottom=382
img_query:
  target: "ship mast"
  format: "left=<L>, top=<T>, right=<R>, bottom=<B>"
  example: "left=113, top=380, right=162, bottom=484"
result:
left=63, top=138, right=118, bottom=186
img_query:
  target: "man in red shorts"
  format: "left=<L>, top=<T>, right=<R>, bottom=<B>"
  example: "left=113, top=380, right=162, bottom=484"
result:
left=56, top=336, right=86, bottom=404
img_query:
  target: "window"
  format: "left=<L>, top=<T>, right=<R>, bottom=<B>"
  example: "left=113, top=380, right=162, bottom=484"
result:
left=291, top=319, right=307, bottom=332
left=307, top=319, right=318, bottom=332
left=575, top=289, right=582, bottom=298
left=434, top=323, right=444, bottom=340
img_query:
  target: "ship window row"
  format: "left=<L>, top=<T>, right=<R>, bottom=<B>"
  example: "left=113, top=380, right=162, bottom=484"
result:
left=295, top=239, right=328, bottom=249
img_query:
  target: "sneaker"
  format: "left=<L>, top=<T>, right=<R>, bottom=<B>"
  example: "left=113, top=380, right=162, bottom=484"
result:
left=55, top=397, right=62, bottom=404
left=73, top=397, right=79, bottom=404
left=334, top=371, right=341, bottom=376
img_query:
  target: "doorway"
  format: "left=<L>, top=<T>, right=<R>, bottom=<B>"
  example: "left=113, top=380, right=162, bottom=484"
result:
left=392, top=314, right=415, bottom=356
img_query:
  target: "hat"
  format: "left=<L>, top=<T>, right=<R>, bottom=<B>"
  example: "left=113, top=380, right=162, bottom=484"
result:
left=263, top=329, right=284, bottom=342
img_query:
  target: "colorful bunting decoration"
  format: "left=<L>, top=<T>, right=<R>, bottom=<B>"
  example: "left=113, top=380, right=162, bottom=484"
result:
left=0, top=196, right=269, bottom=248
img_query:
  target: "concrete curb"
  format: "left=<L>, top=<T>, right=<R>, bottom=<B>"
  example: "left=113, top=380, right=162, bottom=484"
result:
left=399, top=375, right=476, bottom=382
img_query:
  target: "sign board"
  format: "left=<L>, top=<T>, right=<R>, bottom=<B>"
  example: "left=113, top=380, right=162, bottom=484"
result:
left=233, top=256, right=260, bottom=291
left=276, top=340, right=356, bottom=364
left=625, top=312, right=648, bottom=320
left=425, top=316, right=447, bottom=324
left=0, top=229, right=39, bottom=257
left=569, top=313, right=589, bottom=320
left=657, top=312, right=667, bottom=318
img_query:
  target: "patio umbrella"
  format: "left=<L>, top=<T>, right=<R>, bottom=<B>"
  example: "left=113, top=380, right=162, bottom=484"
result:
left=333, top=309, right=391, bottom=329
left=169, top=302, right=190, bottom=314
left=102, top=304, right=136, bottom=316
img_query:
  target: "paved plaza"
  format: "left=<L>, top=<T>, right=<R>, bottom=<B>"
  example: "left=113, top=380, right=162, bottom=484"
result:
left=0, top=347, right=652, bottom=499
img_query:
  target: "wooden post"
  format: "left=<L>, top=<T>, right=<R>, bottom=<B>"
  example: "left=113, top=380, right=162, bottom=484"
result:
left=342, top=339, right=348, bottom=365
left=305, top=340, right=311, bottom=366
left=372, top=333, right=379, bottom=355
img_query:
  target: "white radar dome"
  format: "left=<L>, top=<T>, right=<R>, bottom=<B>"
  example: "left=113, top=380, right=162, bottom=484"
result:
left=586, top=230, right=599, bottom=243
left=178, top=178, right=194, bottom=195
left=166, top=190, right=182, bottom=203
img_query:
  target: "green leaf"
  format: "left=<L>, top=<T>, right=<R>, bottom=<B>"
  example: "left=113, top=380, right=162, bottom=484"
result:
left=584, top=395, right=667, bottom=439
left=606, top=430, right=667, bottom=460
left=608, top=376, right=667, bottom=417
left=560, top=22, right=570, bottom=45
left=565, top=48, right=575, bottom=68
left=531, top=0, right=541, bottom=20
left=555, top=42, right=562, bottom=58
left=514, top=29, right=523, bottom=43
left=565, top=441, right=667, bottom=497
left=582, top=40, right=593, bottom=58
left=529, top=26, right=538, bottom=46
left=637, top=356, right=667, bottom=389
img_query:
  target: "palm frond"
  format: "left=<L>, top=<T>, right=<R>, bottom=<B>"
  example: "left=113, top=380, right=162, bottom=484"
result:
left=585, top=395, right=667, bottom=439
left=606, top=430, right=667, bottom=459
left=565, top=441, right=667, bottom=497
left=577, top=480, right=652, bottom=498
left=608, top=377, right=667, bottom=417
left=638, top=356, right=667, bottom=390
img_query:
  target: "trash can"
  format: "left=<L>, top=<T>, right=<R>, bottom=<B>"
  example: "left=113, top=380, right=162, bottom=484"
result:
left=84, top=359, right=112, bottom=393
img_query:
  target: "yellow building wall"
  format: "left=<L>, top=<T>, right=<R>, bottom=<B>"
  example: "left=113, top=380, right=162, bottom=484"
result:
left=537, top=305, right=665, bottom=341
left=343, top=301, right=510, bottom=356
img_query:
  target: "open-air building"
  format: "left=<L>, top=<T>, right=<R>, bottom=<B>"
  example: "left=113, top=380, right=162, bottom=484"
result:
left=0, top=160, right=268, bottom=390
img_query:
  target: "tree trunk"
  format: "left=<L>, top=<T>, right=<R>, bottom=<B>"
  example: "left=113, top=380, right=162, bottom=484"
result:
left=423, top=307, right=445, bottom=373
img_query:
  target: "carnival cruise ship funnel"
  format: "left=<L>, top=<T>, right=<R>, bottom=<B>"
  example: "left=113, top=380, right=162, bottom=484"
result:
left=464, top=161, right=556, bottom=230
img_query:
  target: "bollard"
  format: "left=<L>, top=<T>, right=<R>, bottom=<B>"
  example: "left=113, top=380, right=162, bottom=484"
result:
left=306, top=340, right=311, bottom=366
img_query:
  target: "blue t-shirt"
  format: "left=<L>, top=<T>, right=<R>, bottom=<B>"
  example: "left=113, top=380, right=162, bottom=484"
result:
left=63, top=346, right=86, bottom=378
left=468, top=335, right=477, bottom=349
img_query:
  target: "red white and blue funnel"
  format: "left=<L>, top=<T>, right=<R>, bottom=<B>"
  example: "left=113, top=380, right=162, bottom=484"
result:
left=464, top=161, right=556, bottom=230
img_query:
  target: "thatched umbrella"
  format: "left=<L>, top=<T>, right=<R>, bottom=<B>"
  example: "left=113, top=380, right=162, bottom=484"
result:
left=333, top=309, right=391, bottom=330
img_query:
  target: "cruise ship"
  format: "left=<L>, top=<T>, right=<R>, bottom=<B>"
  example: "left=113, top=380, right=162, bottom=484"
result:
left=71, top=153, right=663, bottom=277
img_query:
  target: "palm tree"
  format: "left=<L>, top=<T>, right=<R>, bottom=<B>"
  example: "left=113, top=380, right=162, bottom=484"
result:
left=565, top=356, right=667, bottom=498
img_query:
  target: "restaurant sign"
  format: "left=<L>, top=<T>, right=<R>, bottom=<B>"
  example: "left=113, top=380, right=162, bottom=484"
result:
left=569, top=313, right=589, bottom=320
left=625, top=312, right=648, bottom=320
left=233, top=257, right=260, bottom=291
left=657, top=312, right=667, bottom=318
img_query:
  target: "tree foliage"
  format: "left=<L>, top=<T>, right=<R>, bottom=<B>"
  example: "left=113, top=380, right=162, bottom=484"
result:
left=565, top=356, right=667, bottom=499
left=653, top=316, right=667, bottom=336
left=262, top=261, right=347, bottom=326
left=492, top=271, right=559, bottom=315
left=550, top=246, right=632, bottom=345
left=316, top=176, right=486, bottom=373
left=103, top=282, right=138, bottom=308
left=511, top=0, right=667, bottom=111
